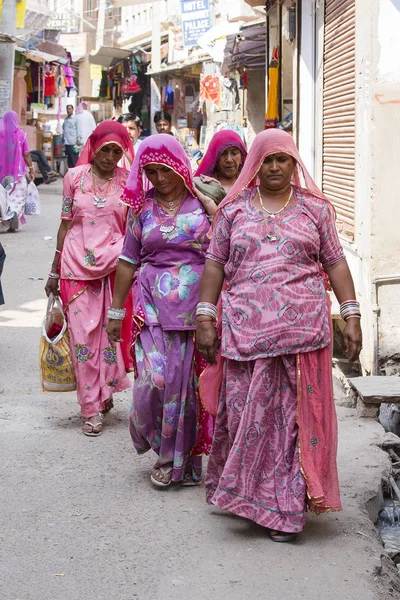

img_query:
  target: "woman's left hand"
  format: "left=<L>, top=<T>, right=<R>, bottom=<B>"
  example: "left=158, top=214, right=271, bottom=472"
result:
left=106, top=319, right=123, bottom=346
left=343, top=318, right=362, bottom=362
left=193, top=184, right=218, bottom=216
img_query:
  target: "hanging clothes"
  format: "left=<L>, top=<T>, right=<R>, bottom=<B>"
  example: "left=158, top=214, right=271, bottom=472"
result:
left=164, top=85, right=174, bottom=111
left=44, top=67, right=56, bottom=97
left=200, top=75, right=221, bottom=110
left=265, top=47, right=280, bottom=129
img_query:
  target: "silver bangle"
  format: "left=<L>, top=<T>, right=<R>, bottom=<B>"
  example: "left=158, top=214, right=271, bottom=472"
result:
left=48, top=272, right=59, bottom=279
left=107, top=307, right=126, bottom=320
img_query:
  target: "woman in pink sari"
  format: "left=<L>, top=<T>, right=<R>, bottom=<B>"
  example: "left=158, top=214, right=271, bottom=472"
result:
left=45, top=122, right=134, bottom=437
left=0, top=110, right=34, bottom=232
left=106, top=134, right=214, bottom=487
left=196, top=129, right=362, bottom=542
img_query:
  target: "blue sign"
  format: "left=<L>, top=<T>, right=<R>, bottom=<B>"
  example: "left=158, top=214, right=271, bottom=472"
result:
left=180, top=0, right=212, bottom=48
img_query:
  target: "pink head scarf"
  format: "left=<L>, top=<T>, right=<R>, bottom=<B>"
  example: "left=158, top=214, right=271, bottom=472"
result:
left=218, top=129, right=329, bottom=212
left=195, top=129, right=247, bottom=177
left=75, top=101, right=89, bottom=115
left=76, top=121, right=134, bottom=167
left=0, top=110, right=27, bottom=181
left=122, top=134, right=196, bottom=213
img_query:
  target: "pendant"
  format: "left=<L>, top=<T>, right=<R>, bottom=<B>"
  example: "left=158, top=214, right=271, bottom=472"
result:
left=94, top=195, right=106, bottom=208
left=266, top=234, right=280, bottom=242
left=166, top=230, right=178, bottom=241
left=160, top=224, right=175, bottom=234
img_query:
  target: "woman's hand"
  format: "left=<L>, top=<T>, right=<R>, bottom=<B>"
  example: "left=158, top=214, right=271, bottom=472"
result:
left=193, top=184, right=218, bottom=216
left=45, top=278, right=59, bottom=297
left=343, top=318, right=362, bottom=362
left=199, top=174, right=220, bottom=185
left=106, top=319, right=123, bottom=346
left=196, top=320, right=219, bottom=364
left=28, top=169, right=35, bottom=182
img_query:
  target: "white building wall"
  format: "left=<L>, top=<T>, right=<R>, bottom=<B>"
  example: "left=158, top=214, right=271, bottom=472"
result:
left=312, top=0, right=400, bottom=374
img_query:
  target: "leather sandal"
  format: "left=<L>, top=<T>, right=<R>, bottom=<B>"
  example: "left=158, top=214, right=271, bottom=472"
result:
left=268, top=529, right=297, bottom=543
left=82, top=413, right=103, bottom=437
left=150, top=466, right=173, bottom=487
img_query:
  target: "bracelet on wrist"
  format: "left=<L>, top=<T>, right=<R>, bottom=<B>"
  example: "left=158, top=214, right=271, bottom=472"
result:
left=107, top=307, right=126, bottom=320
left=340, top=300, right=361, bottom=321
left=48, top=272, right=60, bottom=280
left=196, top=302, right=217, bottom=321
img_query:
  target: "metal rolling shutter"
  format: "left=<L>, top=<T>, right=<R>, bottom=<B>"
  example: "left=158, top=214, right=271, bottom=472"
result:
left=322, top=0, right=356, bottom=239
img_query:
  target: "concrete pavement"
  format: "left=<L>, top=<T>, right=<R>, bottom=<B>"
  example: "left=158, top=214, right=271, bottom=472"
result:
left=0, top=181, right=399, bottom=600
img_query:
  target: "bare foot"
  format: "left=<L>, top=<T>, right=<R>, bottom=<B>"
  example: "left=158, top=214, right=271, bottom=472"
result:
left=103, top=396, right=114, bottom=413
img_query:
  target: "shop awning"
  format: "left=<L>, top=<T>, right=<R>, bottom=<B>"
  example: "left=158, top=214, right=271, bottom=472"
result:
left=147, top=51, right=210, bottom=76
left=222, top=21, right=267, bottom=71
left=88, top=46, right=132, bottom=68
left=15, top=47, right=69, bottom=64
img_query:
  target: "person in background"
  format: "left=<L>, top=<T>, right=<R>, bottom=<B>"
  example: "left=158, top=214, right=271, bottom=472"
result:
left=0, top=110, right=34, bottom=233
left=44, top=122, right=135, bottom=437
left=117, top=113, right=143, bottom=153
left=106, top=134, right=214, bottom=488
left=62, top=105, right=78, bottom=169
left=30, top=150, right=58, bottom=184
left=153, top=110, right=173, bottom=135
left=196, top=129, right=362, bottom=542
left=75, top=101, right=96, bottom=148
left=194, top=130, right=248, bottom=214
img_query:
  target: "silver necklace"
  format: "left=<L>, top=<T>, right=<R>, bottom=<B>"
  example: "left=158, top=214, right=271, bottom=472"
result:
left=257, top=186, right=293, bottom=217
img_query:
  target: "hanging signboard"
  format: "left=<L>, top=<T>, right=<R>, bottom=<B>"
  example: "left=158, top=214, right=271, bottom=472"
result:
left=180, top=0, right=212, bottom=48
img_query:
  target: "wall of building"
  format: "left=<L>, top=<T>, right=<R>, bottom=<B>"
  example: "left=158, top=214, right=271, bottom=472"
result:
left=318, top=0, right=400, bottom=374
left=368, top=0, right=400, bottom=372
left=246, top=68, right=266, bottom=144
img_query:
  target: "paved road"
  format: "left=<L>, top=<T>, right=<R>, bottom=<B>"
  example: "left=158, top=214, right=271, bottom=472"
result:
left=0, top=182, right=397, bottom=600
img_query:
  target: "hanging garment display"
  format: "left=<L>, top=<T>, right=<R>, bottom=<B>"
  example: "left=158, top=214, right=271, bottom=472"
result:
left=199, top=75, right=221, bottom=110
left=121, top=74, right=142, bottom=95
left=64, top=53, right=75, bottom=96
left=220, top=77, right=240, bottom=112
left=164, top=85, right=174, bottom=111
left=44, top=67, right=56, bottom=97
left=265, top=47, right=279, bottom=129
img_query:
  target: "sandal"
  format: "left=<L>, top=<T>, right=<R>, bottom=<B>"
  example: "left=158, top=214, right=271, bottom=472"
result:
left=150, top=466, right=173, bottom=487
left=82, top=413, right=103, bottom=437
left=181, top=474, right=201, bottom=487
left=268, top=529, right=297, bottom=543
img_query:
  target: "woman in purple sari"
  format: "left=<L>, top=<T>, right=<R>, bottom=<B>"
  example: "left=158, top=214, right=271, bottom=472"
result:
left=106, top=134, right=214, bottom=488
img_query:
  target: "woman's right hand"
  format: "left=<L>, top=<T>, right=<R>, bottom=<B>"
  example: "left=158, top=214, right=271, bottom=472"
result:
left=45, top=278, right=59, bottom=297
left=196, top=320, right=219, bottom=364
left=106, top=319, right=123, bottom=346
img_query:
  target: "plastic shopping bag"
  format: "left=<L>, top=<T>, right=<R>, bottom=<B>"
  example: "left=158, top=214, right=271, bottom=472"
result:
left=25, top=181, right=41, bottom=216
left=39, top=294, right=76, bottom=392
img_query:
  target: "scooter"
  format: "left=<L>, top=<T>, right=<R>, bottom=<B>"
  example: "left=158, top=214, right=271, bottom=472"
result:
left=0, top=175, right=18, bottom=232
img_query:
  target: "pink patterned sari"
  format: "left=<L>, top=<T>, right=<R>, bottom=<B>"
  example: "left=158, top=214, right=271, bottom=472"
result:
left=202, top=129, right=342, bottom=523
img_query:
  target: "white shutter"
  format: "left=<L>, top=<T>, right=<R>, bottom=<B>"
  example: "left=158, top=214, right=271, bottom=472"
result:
left=322, top=0, right=356, bottom=238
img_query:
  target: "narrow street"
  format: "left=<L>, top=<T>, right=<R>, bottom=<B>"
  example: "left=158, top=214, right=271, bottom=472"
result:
left=0, top=182, right=397, bottom=600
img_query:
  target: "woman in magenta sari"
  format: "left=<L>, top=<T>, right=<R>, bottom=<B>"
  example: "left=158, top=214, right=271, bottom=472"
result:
left=45, top=122, right=134, bottom=437
left=196, top=129, right=362, bottom=542
left=0, top=110, right=34, bottom=232
left=106, top=134, right=213, bottom=487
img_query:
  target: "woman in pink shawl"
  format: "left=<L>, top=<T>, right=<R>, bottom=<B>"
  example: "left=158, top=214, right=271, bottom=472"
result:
left=45, top=122, right=134, bottom=437
left=196, top=129, right=362, bottom=542
left=194, top=130, right=247, bottom=214
left=106, top=134, right=214, bottom=488
left=0, top=110, right=34, bottom=232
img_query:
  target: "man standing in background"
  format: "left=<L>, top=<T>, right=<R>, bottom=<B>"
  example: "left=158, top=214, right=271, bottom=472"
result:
left=75, top=101, right=96, bottom=148
left=62, top=105, right=78, bottom=168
